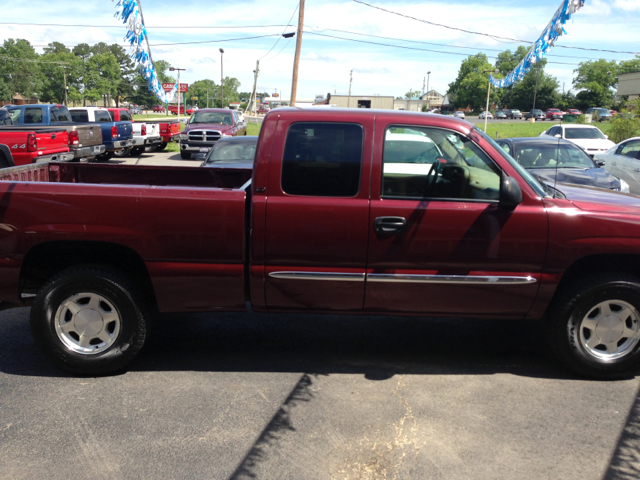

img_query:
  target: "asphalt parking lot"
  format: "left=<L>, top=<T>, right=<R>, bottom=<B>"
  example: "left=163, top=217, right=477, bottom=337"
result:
left=1, top=306, right=639, bottom=480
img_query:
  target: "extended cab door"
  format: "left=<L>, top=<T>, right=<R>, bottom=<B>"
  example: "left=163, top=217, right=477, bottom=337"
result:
left=364, top=117, right=548, bottom=317
left=262, top=114, right=373, bottom=311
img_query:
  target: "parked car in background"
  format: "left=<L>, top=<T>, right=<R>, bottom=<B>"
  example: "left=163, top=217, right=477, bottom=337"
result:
left=505, top=109, right=523, bottom=119
left=453, top=111, right=465, bottom=119
left=585, top=107, right=613, bottom=122
left=568, top=109, right=582, bottom=115
left=610, top=110, right=618, bottom=116
left=257, top=106, right=270, bottom=114
left=524, top=109, right=545, bottom=121
left=130, top=106, right=142, bottom=115
left=153, top=105, right=165, bottom=113
left=179, top=108, right=247, bottom=159
left=545, top=108, right=564, bottom=121
left=478, top=111, right=493, bottom=120
left=594, top=137, right=640, bottom=194
left=497, top=137, right=628, bottom=192
left=539, top=124, right=615, bottom=158
left=69, top=107, right=133, bottom=161
left=7, top=104, right=105, bottom=160
left=200, top=135, right=258, bottom=168
left=494, top=110, right=507, bottom=119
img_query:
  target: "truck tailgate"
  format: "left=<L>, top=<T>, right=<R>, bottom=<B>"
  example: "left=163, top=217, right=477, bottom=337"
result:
left=116, top=121, right=133, bottom=139
left=74, top=124, right=103, bottom=147
left=34, top=128, right=69, bottom=154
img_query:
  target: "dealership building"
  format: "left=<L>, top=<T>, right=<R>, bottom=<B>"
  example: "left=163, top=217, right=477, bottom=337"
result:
left=617, top=72, right=640, bottom=101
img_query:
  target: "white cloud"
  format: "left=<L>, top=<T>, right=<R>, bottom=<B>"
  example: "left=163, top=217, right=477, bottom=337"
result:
left=613, top=0, right=640, bottom=12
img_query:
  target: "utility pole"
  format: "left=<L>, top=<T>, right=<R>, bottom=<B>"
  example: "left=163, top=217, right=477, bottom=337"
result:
left=348, top=70, right=353, bottom=108
left=290, top=0, right=305, bottom=107
left=422, top=77, right=425, bottom=96
left=219, top=48, right=225, bottom=108
left=247, top=60, right=259, bottom=115
left=483, top=70, right=495, bottom=133
left=170, top=66, right=186, bottom=124
left=62, top=66, right=68, bottom=106
left=426, top=71, right=431, bottom=109
left=206, top=89, right=209, bottom=108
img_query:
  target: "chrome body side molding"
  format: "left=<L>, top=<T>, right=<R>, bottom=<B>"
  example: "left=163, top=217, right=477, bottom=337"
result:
left=366, top=274, right=537, bottom=284
left=268, top=272, right=366, bottom=282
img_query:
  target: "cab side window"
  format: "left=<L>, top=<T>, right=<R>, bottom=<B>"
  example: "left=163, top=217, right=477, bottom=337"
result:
left=282, top=122, right=363, bottom=197
left=381, top=125, right=501, bottom=201
left=8, top=109, right=21, bottom=123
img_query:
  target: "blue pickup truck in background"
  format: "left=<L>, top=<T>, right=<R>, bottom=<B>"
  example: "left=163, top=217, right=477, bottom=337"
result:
left=69, top=107, right=133, bottom=161
left=7, top=104, right=106, bottom=160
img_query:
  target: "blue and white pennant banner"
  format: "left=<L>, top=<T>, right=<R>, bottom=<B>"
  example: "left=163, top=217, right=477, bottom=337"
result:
left=490, top=0, right=585, bottom=88
left=113, top=0, right=178, bottom=103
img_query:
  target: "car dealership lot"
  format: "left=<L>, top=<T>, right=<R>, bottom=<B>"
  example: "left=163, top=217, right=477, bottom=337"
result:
left=1, top=306, right=638, bottom=480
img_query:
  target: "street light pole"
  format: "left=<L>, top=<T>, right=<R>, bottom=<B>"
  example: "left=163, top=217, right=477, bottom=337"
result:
left=169, top=66, right=186, bottom=125
left=348, top=70, right=353, bottom=108
left=219, top=49, right=225, bottom=108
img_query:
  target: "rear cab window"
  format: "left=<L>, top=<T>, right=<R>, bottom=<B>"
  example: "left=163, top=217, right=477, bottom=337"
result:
left=281, top=122, right=364, bottom=197
left=119, top=110, right=132, bottom=122
left=23, top=107, right=43, bottom=124
left=50, top=106, right=72, bottom=123
left=70, top=110, right=89, bottom=123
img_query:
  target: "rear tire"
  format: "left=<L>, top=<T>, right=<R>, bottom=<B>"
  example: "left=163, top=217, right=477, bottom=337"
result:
left=0, top=153, right=11, bottom=168
left=130, top=146, right=145, bottom=156
left=112, top=147, right=130, bottom=158
left=180, top=150, right=192, bottom=160
left=546, top=274, right=640, bottom=379
left=155, top=142, right=168, bottom=151
left=95, top=152, right=113, bottom=162
left=30, top=266, right=150, bottom=375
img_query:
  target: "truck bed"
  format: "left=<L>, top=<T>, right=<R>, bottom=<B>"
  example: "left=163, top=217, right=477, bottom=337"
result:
left=0, top=162, right=252, bottom=312
left=0, top=161, right=252, bottom=189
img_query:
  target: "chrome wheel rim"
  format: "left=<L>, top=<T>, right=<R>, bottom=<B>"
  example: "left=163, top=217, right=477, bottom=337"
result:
left=578, top=299, right=640, bottom=361
left=54, top=293, right=121, bottom=355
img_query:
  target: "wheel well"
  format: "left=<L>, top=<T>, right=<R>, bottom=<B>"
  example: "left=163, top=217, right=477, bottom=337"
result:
left=556, top=254, right=640, bottom=296
left=20, top=241, right=157, bottom=306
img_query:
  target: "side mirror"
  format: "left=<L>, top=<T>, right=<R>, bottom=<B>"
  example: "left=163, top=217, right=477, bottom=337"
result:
left=500, top=172, right=523, bottom=209
left=605, top=134, right=609, bottom=139
left=595, top=159, right=605, bottom=167
left=554, top=134, right=561, bottom=138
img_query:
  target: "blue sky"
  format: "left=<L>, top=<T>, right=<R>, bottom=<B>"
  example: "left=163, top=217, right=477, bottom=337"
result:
left=2, top=0, right=639, bottom=100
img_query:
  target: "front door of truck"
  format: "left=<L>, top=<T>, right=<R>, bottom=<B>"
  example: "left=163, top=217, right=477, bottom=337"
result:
left=263, top=117, right=373, bottom=311
left=364, top=119, right=548, bottom=317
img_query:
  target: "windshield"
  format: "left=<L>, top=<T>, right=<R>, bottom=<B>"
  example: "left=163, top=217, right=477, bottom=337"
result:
left=472, top=127, right=548, bottom=198
left=513, top=144, right=596, bottom=169
left=206, top=141, right=257, bottom=164
left=191, top=111, right=233, bottom=125
left=564, top=127, right=606, bottom=140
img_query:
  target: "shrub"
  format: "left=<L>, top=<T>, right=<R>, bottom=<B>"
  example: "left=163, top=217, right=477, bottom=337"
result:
left=608, top=114, right=640, bottom=144
left=574, top=114, right=587, bottom=124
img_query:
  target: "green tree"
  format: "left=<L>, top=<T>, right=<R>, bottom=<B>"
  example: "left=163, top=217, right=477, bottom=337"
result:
left=447, top=54, right=497, bottom=109
left=85, top=52, right=121, bottom=106
left=72, top=43, right=92, bottom=61
left=404, top=90, right=421, bottom=99
left=40, top=45, right=84, bottom=104
left=0, top=39, right=44, bottom=101
left=107, top=44, right=135, bottom=107
left=573, top=59, right=618, bottom=110
left=499, top=61, right=560, bottom=111
left=188, top=79, right=217, bottom=107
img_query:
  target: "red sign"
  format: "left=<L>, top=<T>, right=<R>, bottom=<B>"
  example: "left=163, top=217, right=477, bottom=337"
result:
left=161, top=83, right=189, bottom=93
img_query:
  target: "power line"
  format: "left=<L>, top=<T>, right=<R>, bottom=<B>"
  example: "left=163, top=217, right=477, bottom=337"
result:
left=304, top=26, right=630, bottom=61
left=0, top=22, right=293, bottom=29
left=259, top=2, right=299, bottom=61
left=351, top=0, right=640, bottom=55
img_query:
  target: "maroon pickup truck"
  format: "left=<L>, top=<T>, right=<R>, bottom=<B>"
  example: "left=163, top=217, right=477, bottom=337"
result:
left=1, top=108, right=640, bottom=379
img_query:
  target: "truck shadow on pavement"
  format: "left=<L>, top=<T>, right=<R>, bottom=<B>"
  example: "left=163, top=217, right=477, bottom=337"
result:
left=1, top=307, right=575, bottom=380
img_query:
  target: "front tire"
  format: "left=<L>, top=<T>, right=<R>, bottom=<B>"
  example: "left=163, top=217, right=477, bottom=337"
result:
left=30, top=266, right=150, bottom=375
left=180, top=150, right=192, bottom=160
left=546, top=274, right=640, bottom=379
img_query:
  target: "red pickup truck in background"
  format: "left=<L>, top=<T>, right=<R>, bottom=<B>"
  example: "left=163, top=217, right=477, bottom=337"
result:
left=2, top=108, right=640, bottom=380
left=0, top=108, right=73, bottom=167
left=168, top=105, right=194, bottom=115
left=143, top=120, right=180, bottom=152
